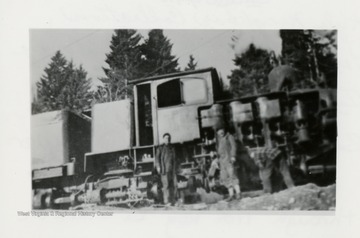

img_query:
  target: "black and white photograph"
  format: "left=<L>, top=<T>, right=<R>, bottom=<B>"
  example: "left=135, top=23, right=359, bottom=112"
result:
left=3, top=1, right=360, bottom=238
left=30, top=29, right=337, bottom=211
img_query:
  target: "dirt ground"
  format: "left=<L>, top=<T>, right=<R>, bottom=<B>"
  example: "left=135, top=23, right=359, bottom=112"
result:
left=206, top=183, right=336, bottom=211
left=76, top=183, right=335, bottom=211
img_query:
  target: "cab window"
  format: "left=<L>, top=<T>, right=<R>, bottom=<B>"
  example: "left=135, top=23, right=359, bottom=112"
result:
left=157, top=79, right=182, bottom=108
left=157, top=78, right=207, bottom=108
left=181, top=78, right=207, bottom=105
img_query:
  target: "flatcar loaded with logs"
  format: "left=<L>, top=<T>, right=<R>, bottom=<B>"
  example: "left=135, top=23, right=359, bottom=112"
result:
left=31, top=67, right=337, bottom=209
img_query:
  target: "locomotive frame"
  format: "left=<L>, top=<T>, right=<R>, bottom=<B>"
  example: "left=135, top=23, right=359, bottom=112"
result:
left=31, top=67, right=337, bottom=209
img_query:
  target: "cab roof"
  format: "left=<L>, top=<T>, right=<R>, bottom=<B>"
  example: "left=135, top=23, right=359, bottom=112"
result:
left=130, top=67, right=217, bottom=85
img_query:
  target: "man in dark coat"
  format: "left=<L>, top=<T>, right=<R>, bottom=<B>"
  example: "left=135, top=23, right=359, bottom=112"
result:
left=155, top=133, right=177, bottom=205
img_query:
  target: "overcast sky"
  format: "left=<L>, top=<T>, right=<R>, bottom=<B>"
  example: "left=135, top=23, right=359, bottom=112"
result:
left=30, top=29, right=282, bottom=95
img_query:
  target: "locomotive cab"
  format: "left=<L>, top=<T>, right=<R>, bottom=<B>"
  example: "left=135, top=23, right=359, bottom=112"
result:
left=80, top=68, right=223, bottom=206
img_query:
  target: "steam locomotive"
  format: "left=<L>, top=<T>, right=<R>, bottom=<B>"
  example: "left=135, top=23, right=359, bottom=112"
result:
left=31, top=67, right=337, bottom=209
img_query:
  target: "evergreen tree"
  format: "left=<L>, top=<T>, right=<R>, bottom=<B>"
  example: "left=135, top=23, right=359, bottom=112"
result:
left=140, top=29, right=179, bottom=76
left=228, top=44, right=273, bottom=98
left=34, top=51, right=93, bottom=114
left=280, top=30, right=309, bottom=72
left=36, top=51, right=68, bottom=112
left=280, top=30, right=337, bottom=88
left=103, top=29, right=143, bottom=80
left=312, top=30, right=337, bottom=88
left=184, top=54, right=198, bottom=71
left=60, top=62, right=93, bottom=111
left=96, top=29, right=142, bottom=103
left=218, top=74, right=232, bottom=100
left=94, top=68, right=133, bottom=103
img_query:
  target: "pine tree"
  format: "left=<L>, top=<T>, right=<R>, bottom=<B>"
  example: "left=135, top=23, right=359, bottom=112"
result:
left=312, top=30, right=337, bottom=88
left=94, top=68, right=133, bottom=103
left=184, top=54, right=198, bottom=71
left=280, top=30, right=337, bottom=88
left=60, top=62, right=93, bottom=111
left=280, top=30, right=309, bottom=70
left=34, top=51, right=93, bottom=114
left=103, top=29, right=143, bottom=80
left=36, top=51, right=68, bottom=112
left=140, top=29, right=179, bottom=76
left=228, top=44, right=273, bottom=98
left=96, top=30, right=142, bottom=103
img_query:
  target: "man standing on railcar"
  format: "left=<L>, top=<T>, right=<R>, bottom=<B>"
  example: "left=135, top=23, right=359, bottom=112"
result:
left=155, top=133, right=178, bottom=205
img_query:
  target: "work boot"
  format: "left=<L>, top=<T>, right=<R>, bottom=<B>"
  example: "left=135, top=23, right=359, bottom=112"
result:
left=235, top=193, right=242, bottom=200
left=224, top=196, right=234, bottom=202
left=224, top=187, right=235, bottom=202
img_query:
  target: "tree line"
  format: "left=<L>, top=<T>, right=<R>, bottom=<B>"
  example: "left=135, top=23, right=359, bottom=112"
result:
left=32, top=29, right=337, bottom=114
left=229, top=30, right=337, bottom=98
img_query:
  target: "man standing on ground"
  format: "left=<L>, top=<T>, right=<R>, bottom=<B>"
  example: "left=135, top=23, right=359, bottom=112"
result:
left=216, top=128, right=241, bottom=201
left=155, top=133, right=177, bottom=205
left=249, top=147, right=295, bottom=193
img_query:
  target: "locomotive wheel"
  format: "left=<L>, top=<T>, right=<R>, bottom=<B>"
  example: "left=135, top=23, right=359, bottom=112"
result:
left=99, top=189, right=107, bottom=204
left=187, top=176, right=197, bottom=193
left=39, top=193, right=47, bottom=209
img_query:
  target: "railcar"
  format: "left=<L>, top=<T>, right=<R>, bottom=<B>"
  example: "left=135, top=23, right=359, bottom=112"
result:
left=31, top=67, right=337, bottom=209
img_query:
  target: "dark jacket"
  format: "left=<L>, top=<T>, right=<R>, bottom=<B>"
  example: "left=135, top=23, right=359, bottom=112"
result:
left=155, top=144, right=177, bottom=175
